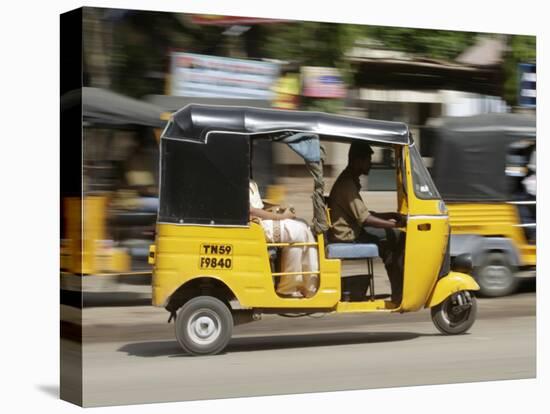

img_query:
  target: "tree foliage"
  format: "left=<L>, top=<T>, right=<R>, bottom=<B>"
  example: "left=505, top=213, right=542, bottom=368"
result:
left=503, top=35, right=536, bottom=106
left=256, top=23, right=480, bottom=111
left=362, top=27, right=478, bottom=61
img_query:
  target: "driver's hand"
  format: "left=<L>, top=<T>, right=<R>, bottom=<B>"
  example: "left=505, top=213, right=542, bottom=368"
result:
left=388, top=212, right=403, bottom=224
left=398, top=214, right=407, bottom=227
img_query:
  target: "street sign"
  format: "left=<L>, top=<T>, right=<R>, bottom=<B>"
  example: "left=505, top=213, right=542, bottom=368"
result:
left=518, top=63, right=536, bottom=108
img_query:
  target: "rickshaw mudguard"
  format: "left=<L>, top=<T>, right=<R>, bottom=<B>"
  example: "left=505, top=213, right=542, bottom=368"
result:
left=425, top=271, right=480, bottom=308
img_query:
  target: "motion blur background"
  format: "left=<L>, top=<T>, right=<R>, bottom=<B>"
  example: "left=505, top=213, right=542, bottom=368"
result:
left=62, top=7, right=536, bottom=291
left=55, top=5, right=539, bottom=408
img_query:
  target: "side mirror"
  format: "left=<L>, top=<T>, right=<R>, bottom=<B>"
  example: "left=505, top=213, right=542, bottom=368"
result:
left=451, top=253, right=473, bottom=274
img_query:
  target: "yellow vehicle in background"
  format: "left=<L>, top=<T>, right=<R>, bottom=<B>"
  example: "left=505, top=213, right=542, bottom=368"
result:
left=428, top=113, right=536, bottom=297
left=61, top=87, right=166, bottom=293
left=149, top=105, right=480, bottom=355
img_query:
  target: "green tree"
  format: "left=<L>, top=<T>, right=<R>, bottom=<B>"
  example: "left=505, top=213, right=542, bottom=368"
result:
left=97, top=10, right=226, bottom=98
left=363, top=27, right=478, bottom=61
left=88, top=10, right=534, bottom=108
left=256, top=22, right=366, bottom=112
left=503, top=35, right=536, bottom=106
left=257, top=23, right=481, bottom=112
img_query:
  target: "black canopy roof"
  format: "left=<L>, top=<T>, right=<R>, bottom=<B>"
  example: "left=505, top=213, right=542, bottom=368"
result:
left=429, top=113, right=535, bottom=137
left=61, top=87, right=166, bottom=128
left=158, top=105, right=409, bottom=226
left=162, top=104, right=410, bottom=145
left=430, top=113, right=536, bottom=202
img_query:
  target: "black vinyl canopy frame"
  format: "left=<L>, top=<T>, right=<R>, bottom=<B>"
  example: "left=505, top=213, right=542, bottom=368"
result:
left=162, top=104, right=410, bottom=145
left=158, top=104, right=411, bottom=227
left=430, top=113, right=536, bottom=202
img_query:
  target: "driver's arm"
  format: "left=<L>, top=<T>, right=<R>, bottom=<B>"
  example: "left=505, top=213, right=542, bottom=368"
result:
left=370, top=211, right=407, bottom=226
left=364, top=214, right=397, bottom=229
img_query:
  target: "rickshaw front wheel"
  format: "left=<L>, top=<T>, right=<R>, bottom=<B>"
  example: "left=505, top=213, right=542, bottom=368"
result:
left=175, top=296, right=233, bottom=355
left=431, top=291, right=477, bottom=335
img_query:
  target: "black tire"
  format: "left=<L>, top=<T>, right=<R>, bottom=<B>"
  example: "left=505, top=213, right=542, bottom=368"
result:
left=175, top=296, right=233, bottom=355
left=475, top=252, right=519, bottom=297
left=431, top=292, right=477, bottom=335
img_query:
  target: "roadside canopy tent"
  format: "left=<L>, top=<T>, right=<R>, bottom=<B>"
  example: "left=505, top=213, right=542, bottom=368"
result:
left=61, top=87, right=166, bottom=128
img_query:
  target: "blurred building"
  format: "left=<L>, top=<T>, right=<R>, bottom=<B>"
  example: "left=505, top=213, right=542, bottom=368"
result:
left=148, top=26, right=516, bottom=187
left=344, top=37, right=509, bottom=161
left=268, top=36, right=513, bottom=181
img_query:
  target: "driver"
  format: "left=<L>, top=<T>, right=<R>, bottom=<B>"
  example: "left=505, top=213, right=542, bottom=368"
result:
left=328, top=142, right=406, bottom=304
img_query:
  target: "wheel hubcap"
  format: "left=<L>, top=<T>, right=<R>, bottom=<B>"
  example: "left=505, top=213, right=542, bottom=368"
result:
left=480, top=265, right=512, bottom=289
left=441, top=293, right=471, bottom=327
left=187, top=310, right=221, bottom=345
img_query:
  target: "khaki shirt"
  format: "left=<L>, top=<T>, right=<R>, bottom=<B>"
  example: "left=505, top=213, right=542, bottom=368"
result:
left=328, top=168, right=370, bottom=242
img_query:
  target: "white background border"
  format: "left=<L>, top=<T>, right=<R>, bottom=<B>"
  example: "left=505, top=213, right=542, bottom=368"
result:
left=1, top=0, right=546, bottom=413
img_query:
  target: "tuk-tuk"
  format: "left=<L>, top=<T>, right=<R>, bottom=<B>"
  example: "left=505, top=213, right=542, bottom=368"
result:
left=428, top=113, right=536, bottom=297
left=149, top=105, right=480, bottom=355
left=61, top=87, right=166, bottom=288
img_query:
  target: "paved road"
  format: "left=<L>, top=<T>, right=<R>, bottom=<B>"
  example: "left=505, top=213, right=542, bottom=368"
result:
left=65, top=288, right=536, bottom=407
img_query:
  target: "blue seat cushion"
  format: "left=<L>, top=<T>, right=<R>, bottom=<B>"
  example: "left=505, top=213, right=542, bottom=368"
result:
left=326, top=243, right=379, bottom=259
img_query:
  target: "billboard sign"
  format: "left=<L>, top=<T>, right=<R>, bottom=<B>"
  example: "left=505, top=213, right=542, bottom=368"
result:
left=170, top=53, right=279, bottom=100
left=301, top=66, right=346, bottom=98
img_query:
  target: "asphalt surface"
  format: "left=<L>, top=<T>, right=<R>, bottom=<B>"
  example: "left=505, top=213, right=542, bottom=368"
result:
left=61, top=278, right=536, bottom=407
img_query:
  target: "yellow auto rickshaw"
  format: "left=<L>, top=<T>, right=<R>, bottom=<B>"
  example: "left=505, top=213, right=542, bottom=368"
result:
left=427, top=113, right=536, bottom=297
left=149, top=105, right=480, bottom=355
left=61, top=87, right=166, bottom=288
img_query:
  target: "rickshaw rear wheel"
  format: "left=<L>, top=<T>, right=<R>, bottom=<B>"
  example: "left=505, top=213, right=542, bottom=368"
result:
left=431, top=292, right=477, bottom=335
left=175, top=296, right=233, bottom=355
left=475, top=252, right=519, bottom=297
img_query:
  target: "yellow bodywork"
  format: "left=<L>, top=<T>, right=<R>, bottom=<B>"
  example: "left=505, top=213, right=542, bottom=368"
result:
left=400, top=215, right=448, bottom=311
left=336, top=300, right=397, bottom=312
left=152, top=222, right=340, bottom=309
left=425, top=272, right=480, bottom=308
left=64, top=196, right=107, bottom=275
left=152, top=145, right=477, bottom=313
left=63, top=196, right=131, bottom=275
left=397, top=146, right=452, bottom=312
left=447, top=203, right=536, bottom=266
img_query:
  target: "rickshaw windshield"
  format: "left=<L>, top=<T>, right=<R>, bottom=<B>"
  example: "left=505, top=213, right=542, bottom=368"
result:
left=410, top=145, right=440, bottom=200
